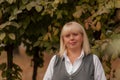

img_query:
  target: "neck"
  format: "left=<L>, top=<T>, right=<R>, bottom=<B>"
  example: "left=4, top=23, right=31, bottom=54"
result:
left=68, top=49, right=81, bottom=56
left=67, top=48, right=82, bottom=64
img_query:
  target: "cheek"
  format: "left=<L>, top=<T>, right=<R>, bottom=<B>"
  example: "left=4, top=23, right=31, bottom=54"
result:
left=77, top=36, right=83, bottom=43
left=80, top=37, right=83, bottom=42
left=63, top=38, right=67, bottom=44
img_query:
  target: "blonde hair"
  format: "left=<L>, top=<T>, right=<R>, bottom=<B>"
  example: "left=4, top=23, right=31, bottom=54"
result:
left=59, top=21, right=91, bottom=56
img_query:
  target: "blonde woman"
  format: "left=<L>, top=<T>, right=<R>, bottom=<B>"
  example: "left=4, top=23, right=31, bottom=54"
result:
left=43, top=21, right=106, bottom=80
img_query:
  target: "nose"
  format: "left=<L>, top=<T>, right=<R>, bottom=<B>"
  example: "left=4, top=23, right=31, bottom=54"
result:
left=70, top=35, right=74, bottom=40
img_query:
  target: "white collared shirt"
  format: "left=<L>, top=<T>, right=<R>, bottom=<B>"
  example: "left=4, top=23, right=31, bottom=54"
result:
left=43, top=50, right=106, bottom=80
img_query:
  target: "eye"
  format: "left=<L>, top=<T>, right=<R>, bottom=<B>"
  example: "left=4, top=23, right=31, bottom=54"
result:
left=73, top=33, right=78, bottom=36
left=64, top=34, right=70, bottom=37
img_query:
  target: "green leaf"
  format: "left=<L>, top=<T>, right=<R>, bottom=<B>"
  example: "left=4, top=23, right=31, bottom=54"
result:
left=26, top=2, right=36, bottom=11
left=10, top=22, right=20, bottom=28
left=53, top=0, right=60, bottom=4
left=0, top=0, right=4, bottom=4
left=63, top=0, right=67, bottom=3
left=13, top=64, right=22, bottom=72
left=9, top=15, right=17, bottom=21
left=26, top=4, right=32, bottom=11
left=22, top=16, right=30, bottom=29
left=8, top=6, right=22, bottom=21
left=0, top=63, right=6, bottom=71
left=0, top=33, right=6, bottom=40
left=19, top=3, right=26, bottom=10
left=48, top=25, right=52, bottom=31
left=13, top=0, right=16, bottom=3
left=33, top=41, right=40, bottom=47
left=22, top=0, right=28, bottom=4
left=53, top=28, right=59, bottom=36
left=115, top=0, right=120, bottom=8
left=35, top=5, right=43, bottom=12
left=0, top=21, right=20, bottom=29
left=7, top=0, right=14, bottom=4
left=73, top=6, right=83, bottom=18
left=43, top=34, right=49, bottom=41
left=0, top=22, right=9, bottom=29
left=103, top=62, right=111, bottom=74
left=13, top=8, right=22, bottom=15
left=56, top=11, right=62, bottom=19
left=8, top=33, right=16, bottom=40
left=1, top=71, right=7, bottom=78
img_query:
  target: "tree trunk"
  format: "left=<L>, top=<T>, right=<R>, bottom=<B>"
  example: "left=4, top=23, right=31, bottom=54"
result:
left=32, top=47, right=40, bottom=80
left=5, top=44, right=14, bottom=80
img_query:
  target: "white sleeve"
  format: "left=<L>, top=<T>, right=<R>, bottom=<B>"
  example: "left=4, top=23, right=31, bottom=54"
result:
left=43, top=55, right=56, bottom=80
left=93, top=55, right=107, bottom=80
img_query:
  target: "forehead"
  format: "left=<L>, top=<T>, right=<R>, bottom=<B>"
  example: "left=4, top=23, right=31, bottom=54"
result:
left=62, top=24, right=82, bottom=36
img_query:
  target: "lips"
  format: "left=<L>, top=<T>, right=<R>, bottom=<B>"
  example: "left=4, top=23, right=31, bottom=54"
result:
left=69, top=42, right=77, bottom=45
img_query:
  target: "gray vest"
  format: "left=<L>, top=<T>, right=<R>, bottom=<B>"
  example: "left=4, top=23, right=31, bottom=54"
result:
left=52, top=54, right=94, bottom=80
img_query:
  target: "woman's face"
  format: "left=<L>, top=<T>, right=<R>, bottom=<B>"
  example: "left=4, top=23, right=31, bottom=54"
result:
left=63, top=30, right=83, bottom=50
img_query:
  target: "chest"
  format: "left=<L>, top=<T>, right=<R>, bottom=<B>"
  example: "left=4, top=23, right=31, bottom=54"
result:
left=52, top=54, right=94, bottom=80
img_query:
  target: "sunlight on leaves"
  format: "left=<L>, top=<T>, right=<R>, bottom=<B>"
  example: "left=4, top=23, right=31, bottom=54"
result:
left=115, top=0, right=120, bottom=8
left=26, top=2, right=36, bottom=11
left=7, top=0, right=14, bottom=4
left=0, top=33, right=6, bottom=40
left=35, top=5, right=43, bottom=12
left=0, top=22, right=10, bottom=29
left=96, top=21, right=101, bottom=31
left=0, top=21, right=20, bottom=29
left=73, top=6, right=83, bottom=18
left=22, top=0, right=28, bottom=4
left=53, top=28, right=59, bottom=36
left=8, top=33, right=16, bottom=40
left=0, top=0, right=4, bottom=4
left=43, top=33, right=49, bottom=41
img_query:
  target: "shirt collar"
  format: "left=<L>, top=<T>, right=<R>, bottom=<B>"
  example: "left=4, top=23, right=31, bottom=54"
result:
left=63, top=49, right=85, bottom=61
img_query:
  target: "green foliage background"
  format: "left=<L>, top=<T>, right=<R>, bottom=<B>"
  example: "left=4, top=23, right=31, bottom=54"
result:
left=0, top=0, right=120, bottom=80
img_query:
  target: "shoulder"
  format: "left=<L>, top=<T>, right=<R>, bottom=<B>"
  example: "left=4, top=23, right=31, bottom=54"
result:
left=85, top=54, right=101, bottom=64
left=84, top=53, right=93, bottom=59
left=53, top=55, right=63, bottom=67
left=50, top=55, right=57, bottom=63
left=47, top=55, right=57, bottom=67
left=92, top=54, right=103, bottom=66
left=49, top=55, right=62, bottom=66
left=93, top=54, right=101, bottom=62
left=83, top=54, right=94, bottom=63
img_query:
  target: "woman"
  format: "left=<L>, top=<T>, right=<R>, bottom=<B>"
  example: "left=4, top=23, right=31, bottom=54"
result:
left=43, top=21, right=106, bottom=80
